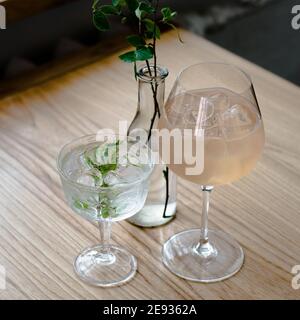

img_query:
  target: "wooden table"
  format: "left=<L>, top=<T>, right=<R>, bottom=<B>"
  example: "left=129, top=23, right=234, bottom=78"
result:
left=0, top=29, right=299, bottom=300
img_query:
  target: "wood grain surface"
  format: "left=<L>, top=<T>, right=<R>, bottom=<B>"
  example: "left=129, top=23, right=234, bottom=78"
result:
left=0, top=29, right=299, bottom=300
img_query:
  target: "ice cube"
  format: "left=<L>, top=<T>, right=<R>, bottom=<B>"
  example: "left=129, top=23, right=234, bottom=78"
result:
left=128, top=147, right=149, bottom=167
left=71, top=169, right=103, bottom=187
left=221, top=104, right=255, bottom=139
left=204, top=126, right=223, bottom=138
left=221, top=104, right=251, bottom=127
left=103, top=171, right=123, bottom=186
left=76, top=173, right=96, bottom=187
left=183, top=108, right=200, bottom=125
left=117, top=165, right=143, bottom=183
left=79, top=152, right=93, bottom=170
left=89, top=169, right=103, bottom=186
left=184, top=97, right=216, bottom=129
left=209, top=92, right=229, bottom=111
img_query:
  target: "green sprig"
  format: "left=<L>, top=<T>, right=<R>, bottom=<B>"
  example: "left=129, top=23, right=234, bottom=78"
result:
left=92, top=0, right=181, bottom=219
left=92, top=0, right=180, bottom=64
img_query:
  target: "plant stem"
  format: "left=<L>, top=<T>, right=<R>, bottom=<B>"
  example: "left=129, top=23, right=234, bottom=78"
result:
left=145, top=59, right=152, bottom=76
left=140, top=0, right=170, bottom=218
left=153, top=0, right=159, bottom=79
left=145, top=59, right=160, bottom=123
left=146, top=0, right=160, bottom=141
left=163, top=167, right=171, bottom=218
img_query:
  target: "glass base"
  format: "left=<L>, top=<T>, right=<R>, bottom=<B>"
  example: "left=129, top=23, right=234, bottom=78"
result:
left=74, top=245, right=137, bottom=287
left=127, top=202, right=176, bottom=227
left=162, top=229, right=244, bottom=283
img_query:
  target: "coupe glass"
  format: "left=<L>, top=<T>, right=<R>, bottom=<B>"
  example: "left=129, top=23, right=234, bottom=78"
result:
left=159, top=62, right=265, bottom=282
left=57, top=134, right=153, bottom=287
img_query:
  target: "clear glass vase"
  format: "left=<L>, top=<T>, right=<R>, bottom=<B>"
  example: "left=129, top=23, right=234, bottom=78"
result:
left=127, top=65, right=177, bottom=227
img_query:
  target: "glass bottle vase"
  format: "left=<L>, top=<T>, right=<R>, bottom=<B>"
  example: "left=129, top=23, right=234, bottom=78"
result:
left=127, top=65, right=177, bottom=227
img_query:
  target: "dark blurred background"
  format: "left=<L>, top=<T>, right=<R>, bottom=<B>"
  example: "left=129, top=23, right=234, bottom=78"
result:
left=0, top=0, right=299, bottom=96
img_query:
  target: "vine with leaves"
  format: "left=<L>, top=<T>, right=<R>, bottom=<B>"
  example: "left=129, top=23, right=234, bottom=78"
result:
left=92, top=0, right=180, bottom=218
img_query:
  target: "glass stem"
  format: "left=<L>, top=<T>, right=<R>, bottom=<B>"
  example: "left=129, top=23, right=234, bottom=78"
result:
left=96, top=218, right=115, bottom=264
left=98, top=218, right=111, bottom=247
left=200, top=186, right=213, bottom=244
left=194, top=186, right=216, bottom=258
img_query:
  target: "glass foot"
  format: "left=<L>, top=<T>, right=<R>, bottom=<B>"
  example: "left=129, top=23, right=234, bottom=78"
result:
left=74, top=245, right=137, bottom=287
left=162, top=229, right=244, bottom=283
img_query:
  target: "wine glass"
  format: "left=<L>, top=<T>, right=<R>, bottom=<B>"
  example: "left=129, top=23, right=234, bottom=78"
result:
left=159, top=62, right=265, bottom=282
left=57, top=134, right=154, bottom=287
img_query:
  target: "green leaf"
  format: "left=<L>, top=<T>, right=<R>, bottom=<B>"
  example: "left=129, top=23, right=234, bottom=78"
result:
left=161, top=7, right=177, bottom=22
left=92, top=0, right=101, bottom=11
left=100, top=4, right=119, bottom=15
left=121, top=16, right=127, bottom=24
left=98, top=197, right=117, bottom=218
left=135, top=46, right=153, bottom=61
left=161, top=7, right=171, bottom=17
left=119, top=51, right=137, bottom=63
left=135, top=2, right=154, bottom=20
left=144, top=18, right=160, bottom=39
left=74, top=199, right=89, bottom=210
left=101, top=204, right=116, bottom=218
left=126, top=35, right=146, bottom=47
left=145, top=27, right=160, bottom=40
left=98, top=163, right=117, bottom=175
left=92, top=174, right=101, bottom=183
left=87, top=156, right=117, bottom=175
left=93, top=11, right=110, bottom=31
left=112, top=0, right=126, bottom=7
left=155, top=26, right=161, bottom=39
left=101, top=206, right=110, bottom=218
left=125, top=0, right=139, bottom=12
left=84, top=155, right=117, bottom=176
left=135, top=7, right=145, bottom=20
left=144, top=18, right=154, bottom=31
left=94, top=141, right=120, bottom=175
left=119, top=47, right=153, bottom=63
